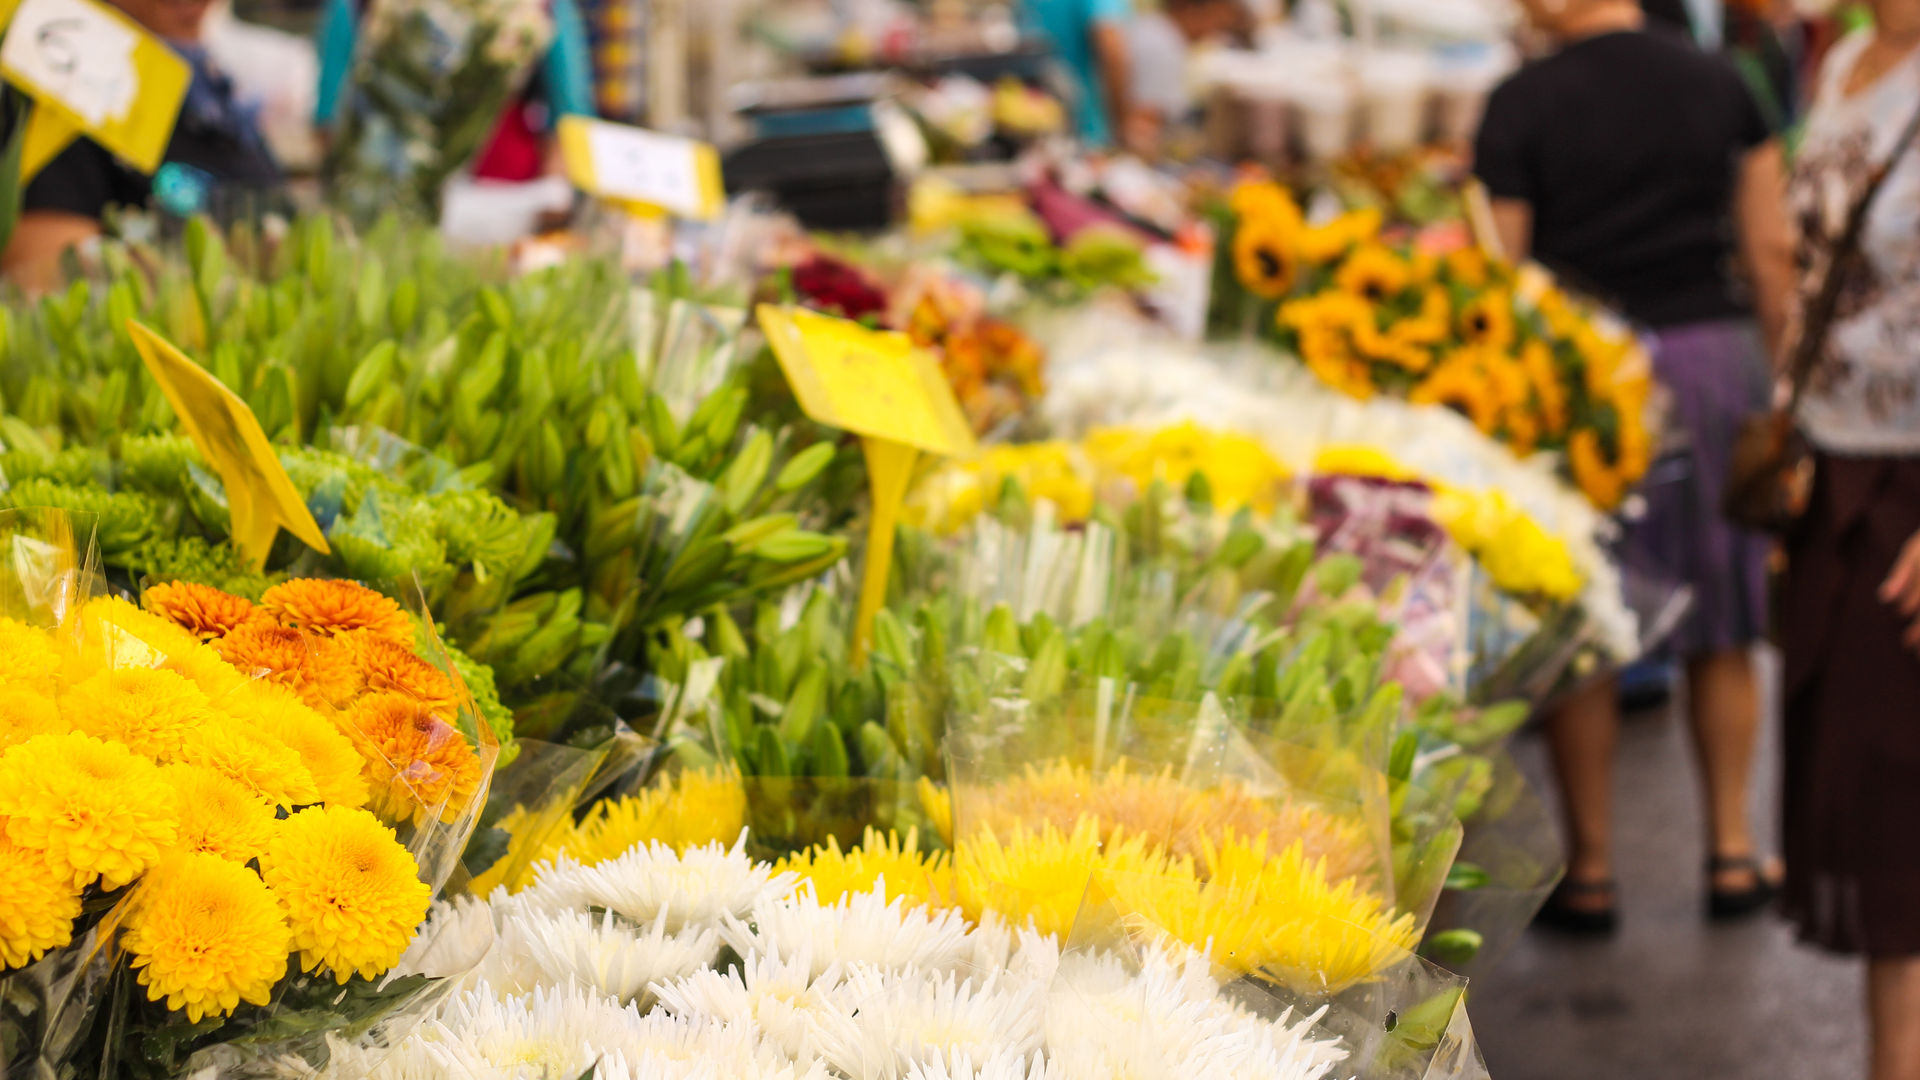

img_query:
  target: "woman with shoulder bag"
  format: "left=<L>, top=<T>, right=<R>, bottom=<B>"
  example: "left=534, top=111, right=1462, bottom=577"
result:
left=1778, top=3, right=1920, bottom=1077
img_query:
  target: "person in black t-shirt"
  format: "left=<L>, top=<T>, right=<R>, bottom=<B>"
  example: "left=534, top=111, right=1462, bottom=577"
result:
left=0, top=0, right=280, bottom=291
left=1474, top=0, right=1795, bottom=936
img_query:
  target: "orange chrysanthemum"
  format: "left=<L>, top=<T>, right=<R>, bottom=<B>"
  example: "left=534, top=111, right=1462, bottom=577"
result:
left=215, top=624, right=359, bottom=710
left=260, top=580, right=413, bottom=643
left=339, top=631, right=458, bottom=713
left=345, top=693, right=482, bottom=826
left=142, top=582, right=269, bottom=641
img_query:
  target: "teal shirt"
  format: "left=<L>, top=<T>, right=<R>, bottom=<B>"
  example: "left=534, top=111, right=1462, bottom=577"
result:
left=1026, top=0, right=1131, bottom=144
left=314, top=0, right=595, bottom=126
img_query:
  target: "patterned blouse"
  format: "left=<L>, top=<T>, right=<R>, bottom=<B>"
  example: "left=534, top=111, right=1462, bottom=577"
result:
left=1791, top=30, right=1920, bottom=456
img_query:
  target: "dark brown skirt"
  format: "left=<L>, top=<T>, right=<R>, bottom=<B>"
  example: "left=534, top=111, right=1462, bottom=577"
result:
left=1780, top=453, right=1920, bottom=957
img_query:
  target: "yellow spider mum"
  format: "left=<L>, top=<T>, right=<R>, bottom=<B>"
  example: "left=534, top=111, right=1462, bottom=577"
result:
left=0, top=617, right=60, bottom=694
left=163, top=763, right=280, bottom=864
left=0, top=837, right=82, bottom=969
left=954, top=818, right=1104, bottom=940
left=0, top=684, right=65, bottom=752
left=345, top=693, right=482, bottom=825
left=569, top=766, right=746, bottom=862
left=125, top=852, right=290, bottom=1022
left=778, top=827, right=954, bottom=909
left=465, top=802, right=584, bottom=896
left=338, top=630, right=459, bottom=713
left=61, top=667, right=215, bottom=762
left=918, top=777, right=954, bottom=846
left=234, top=682, right=370, bottom=809
left=177, top=715, right=322, bottom=810
left=141, top=581, right=269, bottom=641
left=260, top=579, right=414, bottom=643
left=1232, top=215, right=1300, bottom=300
left=216, top=624, right=360, bottom=710
left=260, top=805, right=430, bottom=983
left=0, top=731, right=179, bottom=889
left=1333, top=245, right=1411, bottom=303
left=1082, top=423, right=1290, bottom=517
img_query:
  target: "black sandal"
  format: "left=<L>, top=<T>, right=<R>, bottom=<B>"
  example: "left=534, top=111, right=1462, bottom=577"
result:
left=1707, top=854, right=1780, bottom=922
left=1534, top=876, right=1619, bottom=936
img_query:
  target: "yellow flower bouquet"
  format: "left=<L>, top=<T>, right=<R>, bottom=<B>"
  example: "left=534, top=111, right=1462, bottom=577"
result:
left=0, top=509, right=497, bottom=1078
left=1215, top=179, right=1656, bottom=512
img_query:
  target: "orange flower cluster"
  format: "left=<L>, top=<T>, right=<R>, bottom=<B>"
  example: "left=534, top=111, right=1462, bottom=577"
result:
left=143, top=580, right=482, bottom=827
left=905, top=282, right=1046, bottom=436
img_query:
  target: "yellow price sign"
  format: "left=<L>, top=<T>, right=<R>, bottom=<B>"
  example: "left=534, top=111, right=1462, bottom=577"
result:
left=558, top=115, right=725, bottom=221
left=757, top=304, right=978, bottom=665
left=126, top=321, right=329, bottom=570
left=0, top=0, right=190, bottom=176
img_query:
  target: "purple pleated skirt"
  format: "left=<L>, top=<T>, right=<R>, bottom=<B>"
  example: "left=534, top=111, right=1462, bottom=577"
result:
left=1621, top=318, right=1774, bottom=656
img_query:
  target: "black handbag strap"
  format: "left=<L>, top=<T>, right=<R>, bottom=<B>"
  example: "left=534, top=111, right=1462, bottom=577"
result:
left=1783, top=98, right=1920, bottom=415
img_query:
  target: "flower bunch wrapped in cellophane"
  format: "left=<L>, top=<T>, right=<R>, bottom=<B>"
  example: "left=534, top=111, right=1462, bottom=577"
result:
left=1214, top=178, right=1656, bottom=512
left=0, top=509, right=497, bottom=1078
left=313, top=831, right=1400, bottom=1080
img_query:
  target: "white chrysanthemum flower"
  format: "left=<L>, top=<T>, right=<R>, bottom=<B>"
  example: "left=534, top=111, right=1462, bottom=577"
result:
left=319, top=1028, right=495, bottom=1079
left=722, top=886, right=975, bottom=980
left=383, top=895, right=498, bottom=985
left=903, top=1048, right=1050, bottom=1080
left=522, top=833, right=794, bottom=933
left=471, top=906, right=720, bottom=1006
left=651, top=949, right=852, bottom=1063
left=812, top=966, right=1045, bottom=1080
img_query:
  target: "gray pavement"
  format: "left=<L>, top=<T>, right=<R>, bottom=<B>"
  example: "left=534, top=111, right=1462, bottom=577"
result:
left=1467, top=652, right=1867, bottom=1080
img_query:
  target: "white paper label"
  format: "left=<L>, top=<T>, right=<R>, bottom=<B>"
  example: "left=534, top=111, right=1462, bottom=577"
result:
left=585, top=122, right=704, bottom=217
left=2, top=0, right=138, bottom=128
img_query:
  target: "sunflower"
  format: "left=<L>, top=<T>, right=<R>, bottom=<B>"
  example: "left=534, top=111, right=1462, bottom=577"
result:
left=1296, top=207, right=1382, bottom=264
left=777, top=827, right=954, bottom=910
left=1232, top=217, right=1299, bottom=300
left=162, top=763, right=279, bottom=864
left=216, top=624, right=359, bottom=709
left=339, top=631, right=458, bottom=713
left=0, top=837, right=82, bottom=969
left=259, top=579, right=413, bottom=642
left=1392, top=287, right=1452, bottom=347
left=0, top=685, right=65, bottom=752
left=345, top=693, right=483, bottom=825
left=1228, top=179, right=1304, bottom=230
left=259, top=805, right=430, bottom=983
left=142, top=582, right=268, bottom=641
left=1443, top=247, right=1491, bottom=288
left=1410, top=355, right=1502, bottom=434
left=0, top=731, right=180, bottom=889
left=1350, top=319, right=1431, bottom=374
left=124, top=852, right=290, bottom=1022
left=1333, top=245, right=1411, bottom=303
left=236, top=682, right=370, bottom=809
left=1457, top=290, right=1516, bottom=350
left=177, top=715, right=322, bottom=810
left=0, top=618, right=59, bottom=694
left=1569, top=428, right=1628, bottom=510
left=1521, top=340, right=1568, bottom=435
left=61, top=667, right=215, bottom=762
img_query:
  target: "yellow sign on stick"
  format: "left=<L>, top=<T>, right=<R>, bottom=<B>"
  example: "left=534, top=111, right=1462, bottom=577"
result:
left=757, top=304, right=977, bottom=665
left=0, top=0, right=190, bottom=174
left=126, top=321, right=329, bottom=570
left=558, top=115, right=725, bottom=221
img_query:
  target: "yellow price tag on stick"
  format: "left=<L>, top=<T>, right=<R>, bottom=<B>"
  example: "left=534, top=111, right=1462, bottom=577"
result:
left=757, top=304, right=977, bottom=666
left=558, top=115, right=725, bottom=221
left=0, top=0, right=189, bottom=174
left=126, top=321, right=330, bottom=570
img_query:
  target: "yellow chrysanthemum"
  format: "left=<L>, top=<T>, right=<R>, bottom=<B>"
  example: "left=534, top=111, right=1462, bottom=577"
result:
left=569, top=766, right=746, bottom=861
left=1312, top=445, right=1417, bottom=482
left=918, top=777, right=954, bottom=846
left=216, top=624, right=360, bottom=710
left=778, top=827, right=954, bottom=909
left=0, top=684, right=66, bottom=751
left=260, top=805, right=430, bottom=983
left=1333, top=245, right=1411, bottom=303
left=232, top=681, right=369, bottom=809
left=0, top=837, right=82, bottom=969
left=141, top=581, right=269, bottom=641
left=1233, top=215, right=1300, bottom=300
left=465, top=802, right=585, bottom=896
left=125, top=852, right=289, bottom=1022
left=1433, top=488, right=1584, bottom=602
left=0, top=617, right=60, bottom=694
left=177, top=715, right=322, bottom=810
left=0, top=732, right=179, bottom=889
left=345, top=693, right=482, bottom=826
left=954, top=818, right=1105, bottom=940
left=339, top=630, right=459, bottom=713
left=1082, top=422, right=1290, bottom=516
left=61, top=667, right=215, bottom=762
left=260, top=579, right=414, bottom=643
left=162, top=763, right=280, bottom=864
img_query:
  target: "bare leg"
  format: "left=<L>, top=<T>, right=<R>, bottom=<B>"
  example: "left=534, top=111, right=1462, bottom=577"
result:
left=1870, top=958, right=1920, bottom=1080
left=1545, top=676, right=1620, bottom=903
left=1682, top=648, right=1775, bottom=890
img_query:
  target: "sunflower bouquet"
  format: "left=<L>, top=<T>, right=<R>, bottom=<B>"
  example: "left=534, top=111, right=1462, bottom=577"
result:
left=0, top=516, right=493, bottom=1078
left=1215, top=179, right=1656, bottom=512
